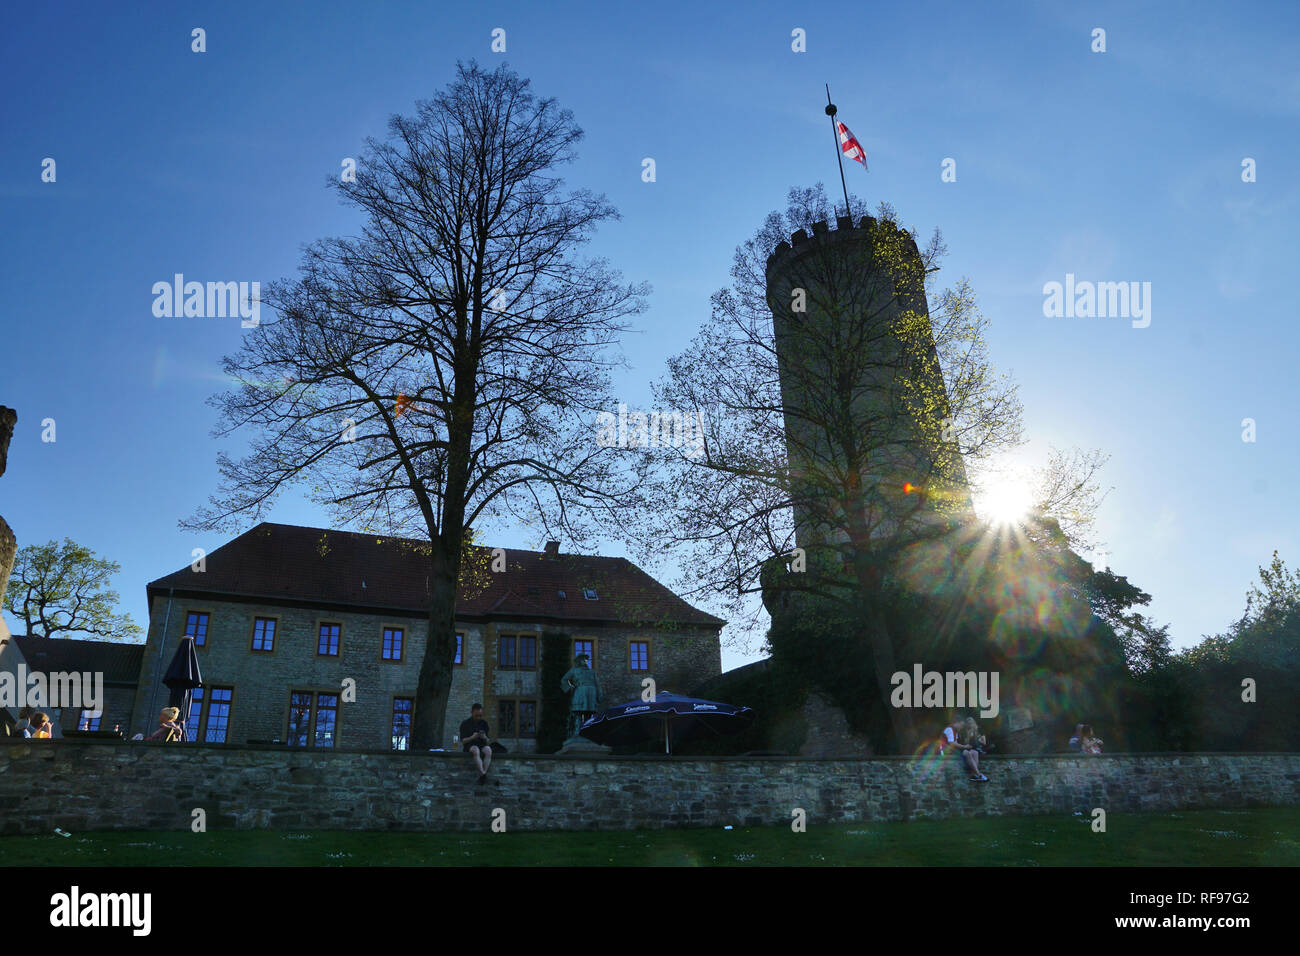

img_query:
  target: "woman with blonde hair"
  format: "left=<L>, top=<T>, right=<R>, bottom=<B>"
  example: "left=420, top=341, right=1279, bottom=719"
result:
left=944, top=714, right=988, bottom=782
left=1080, top=724, right=1104, bottom=755
left=964, top=717, right=991, bottom=753
left=147, top=706, right=186, bottom=742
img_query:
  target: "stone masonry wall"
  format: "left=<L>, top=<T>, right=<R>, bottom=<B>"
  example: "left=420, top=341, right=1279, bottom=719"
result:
left=1, top=740, right=1295, bottom=835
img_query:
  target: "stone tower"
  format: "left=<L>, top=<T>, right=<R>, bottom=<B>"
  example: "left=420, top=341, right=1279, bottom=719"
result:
left=765, top=215, right=972, bottom=553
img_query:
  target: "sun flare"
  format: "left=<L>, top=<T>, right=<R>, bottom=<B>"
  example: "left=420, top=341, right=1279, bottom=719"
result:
left=975, top=478, right=1034, bottom=527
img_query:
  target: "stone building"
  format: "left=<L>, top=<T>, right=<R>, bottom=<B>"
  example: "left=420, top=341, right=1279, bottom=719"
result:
left=130, top=523, right=723, bottom=752
left=2, top=635, right=144, bottom=737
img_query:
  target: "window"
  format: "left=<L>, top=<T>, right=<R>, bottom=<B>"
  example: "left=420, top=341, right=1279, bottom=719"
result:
left=288, top=691, right=339, bottom=748
left=185, top=612, right=209, bottom=647
left=317, top=622, right=341, bottom=656
left=499, top=634, right=535, bottom=670
left=454, top=632, right=463, bottom=665
left=78, top=709, right=101, bottom=731
left=287, top=692, right=312, bottom=746
left=204, top=688, right=233, bottom=742
left=498, top=699, right=537, bottom=738
left=519, top=700, right=537, bottom=737
left=573, top=638, right=595, bottom=667
left=629, top=640, right=650, bottom=672
left=314, top=695, right=339, bottom=747
left=186, top=686, right=233, bottom=742
left=391, top=698, right=413, bottom=751
left=498, top=634, right=517, bottom=669
left=382, top=627, right=404, bottom=661
left=583, top=588, right=598, bottom=601
left=518, top=635, right=537, bottom=669
left=251, top=617, right=276, bottom=652
left=557, top=590, right=566, bottom=599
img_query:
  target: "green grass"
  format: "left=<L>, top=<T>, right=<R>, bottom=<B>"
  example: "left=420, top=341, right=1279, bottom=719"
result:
left=3, top=807, right=1297, bottom=866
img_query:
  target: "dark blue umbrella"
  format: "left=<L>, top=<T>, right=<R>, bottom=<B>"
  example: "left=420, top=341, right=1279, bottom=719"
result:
left=579, top=691, right=755, bottom=754
left=162, top=636, right=202, bottom=742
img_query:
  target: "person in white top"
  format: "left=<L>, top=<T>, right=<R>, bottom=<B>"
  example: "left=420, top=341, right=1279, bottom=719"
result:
left=942, top=715, right=988, bottom=781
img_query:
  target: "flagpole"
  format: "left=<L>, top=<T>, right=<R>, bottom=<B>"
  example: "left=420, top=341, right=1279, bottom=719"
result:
left=825, top=84, right=853, bottom=221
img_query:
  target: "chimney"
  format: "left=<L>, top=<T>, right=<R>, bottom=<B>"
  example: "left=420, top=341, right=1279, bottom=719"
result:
left=544, top=540, right=560, bottom=557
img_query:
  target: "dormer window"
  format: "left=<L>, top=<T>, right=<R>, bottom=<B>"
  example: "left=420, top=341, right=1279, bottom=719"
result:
left=583, top=588, right=598, bottom=601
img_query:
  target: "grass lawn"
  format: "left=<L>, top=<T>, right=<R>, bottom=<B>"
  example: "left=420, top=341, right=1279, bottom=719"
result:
left=2, top=807, right=1297, bottom=866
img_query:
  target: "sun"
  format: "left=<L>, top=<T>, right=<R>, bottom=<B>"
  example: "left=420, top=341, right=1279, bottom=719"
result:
left=974, top=477, right=1034, bottom=527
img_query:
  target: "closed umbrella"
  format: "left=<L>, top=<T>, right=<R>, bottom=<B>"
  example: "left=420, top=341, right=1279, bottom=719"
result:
left=162, top=636, right=202, bottom=742
left=579, top=691, right=754, bottom=754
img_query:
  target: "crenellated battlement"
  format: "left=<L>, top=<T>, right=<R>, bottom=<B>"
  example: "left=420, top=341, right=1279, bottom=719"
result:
left=766, top=214, right=920, bottom=275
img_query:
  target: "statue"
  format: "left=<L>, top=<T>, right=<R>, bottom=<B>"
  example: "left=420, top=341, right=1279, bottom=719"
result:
left=559, top=652, right=606, bottom=748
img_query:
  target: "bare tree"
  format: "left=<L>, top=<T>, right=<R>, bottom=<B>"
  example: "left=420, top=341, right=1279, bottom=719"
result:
left=187, top=62, right=647, bottom=748
left=638, top=185, right=1024, bottom=749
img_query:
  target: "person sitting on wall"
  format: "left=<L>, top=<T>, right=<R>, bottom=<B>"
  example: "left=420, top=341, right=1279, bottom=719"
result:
left=960, top=716, right=990, bottom=781
left=965, top=717, right=992, bottom=755
left=29, top=712, right=52, bottom=738
left=941, top=715, right=987, bottom=782
left=147, top=707, right=186, bottom=742
left=460, top=703, right=493, bottom=786
left=1079, top=725, right=1104, bottom=755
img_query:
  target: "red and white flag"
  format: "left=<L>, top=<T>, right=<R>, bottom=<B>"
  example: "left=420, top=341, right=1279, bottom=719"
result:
left=837, top=121, right=868, bottom=170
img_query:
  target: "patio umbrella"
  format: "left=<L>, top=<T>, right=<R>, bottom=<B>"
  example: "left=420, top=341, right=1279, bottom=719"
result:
left=162, top=636, right=203, bottom=741
left=579, top=691, right=754, bottom=754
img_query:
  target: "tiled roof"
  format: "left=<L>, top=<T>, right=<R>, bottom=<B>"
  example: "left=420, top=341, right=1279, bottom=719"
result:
left=14, top=634, right=145, bottom=684
left=147, top=523, right=723, bottom=628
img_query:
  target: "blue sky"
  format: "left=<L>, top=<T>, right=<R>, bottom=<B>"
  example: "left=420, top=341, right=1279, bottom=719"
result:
left=2, top=1, right=1297, bottom=670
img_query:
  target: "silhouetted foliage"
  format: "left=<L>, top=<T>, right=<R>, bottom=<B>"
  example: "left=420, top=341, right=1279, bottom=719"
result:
left=536, top=632, right=571, bottom=753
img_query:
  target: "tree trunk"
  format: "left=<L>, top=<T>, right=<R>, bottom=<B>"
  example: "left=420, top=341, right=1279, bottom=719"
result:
left=411, top=355, right=474, bottom=750
left=411, top=549, right=460, bottom=750
left=850, top=551, right=918, bottom=754
left=859, top=600, right=917, bottom=753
